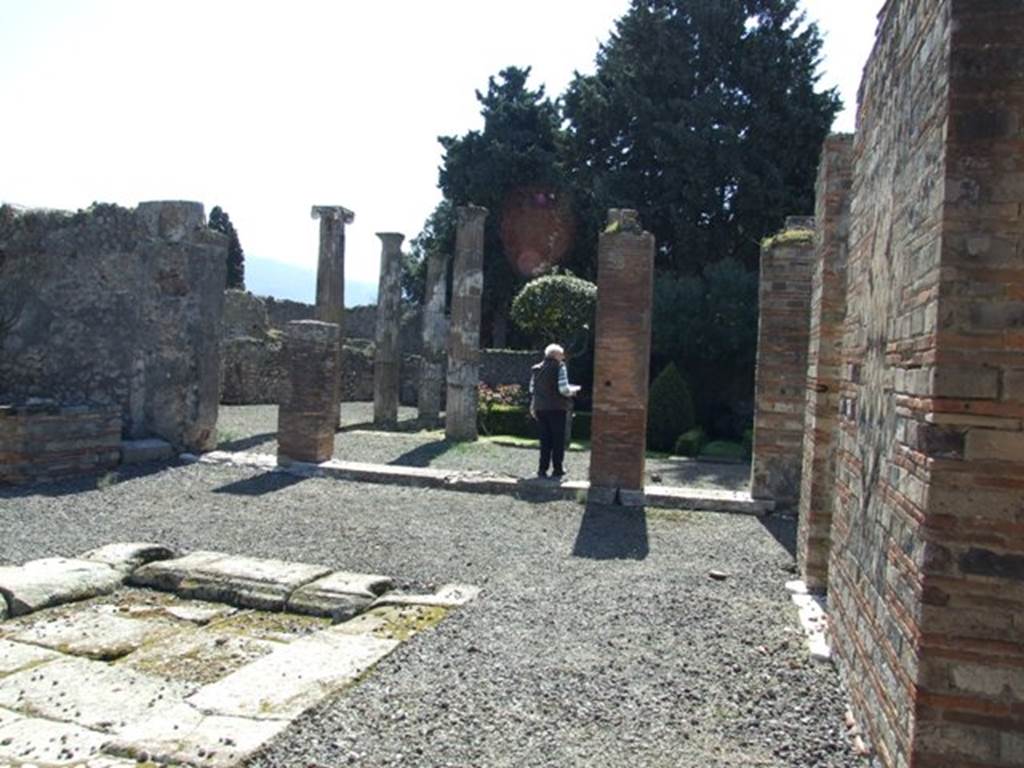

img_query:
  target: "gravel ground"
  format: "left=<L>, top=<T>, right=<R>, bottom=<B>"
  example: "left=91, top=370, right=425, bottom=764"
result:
left=217, top=403, right=749, bottom=491
left=1, top=459, right=861, bottom=767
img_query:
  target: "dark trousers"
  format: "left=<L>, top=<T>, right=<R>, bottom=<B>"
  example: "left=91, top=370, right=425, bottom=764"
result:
left=537, top=409, right=567, bottom=475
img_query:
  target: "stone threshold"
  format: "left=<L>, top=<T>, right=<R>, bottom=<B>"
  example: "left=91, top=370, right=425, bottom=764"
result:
left=189, top=450, right=775, bottom=516
left=785, top=579, right=831, bottom=663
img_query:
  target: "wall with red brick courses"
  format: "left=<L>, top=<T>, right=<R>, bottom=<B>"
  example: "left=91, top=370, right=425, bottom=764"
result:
left=827, top=2, right=1024, bottom=766
left=750, top=219, right=815, bottom=507
left=589, top=210, right=655, bottom=494
left=797, top=136, right=853, bottom=592
left=277, top=321, right=341, bottom=465
left=0, top=402, right=121, bottom=485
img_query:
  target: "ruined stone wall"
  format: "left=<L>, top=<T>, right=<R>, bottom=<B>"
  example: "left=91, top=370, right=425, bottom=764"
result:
left=797, top=136, right=853, bottom=592
left=0, top=401, right=121, bottom=484
left=750, top=220, right=815, bottom=507
left=263, top=299, right=424, bottom=355
left=828, top=2, right=1024, bottom=766
left=0, top=202, right=227, bottom=451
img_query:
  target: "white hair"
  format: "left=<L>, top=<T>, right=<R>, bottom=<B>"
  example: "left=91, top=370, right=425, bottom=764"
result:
left=544, top=343, right=564, bottom=359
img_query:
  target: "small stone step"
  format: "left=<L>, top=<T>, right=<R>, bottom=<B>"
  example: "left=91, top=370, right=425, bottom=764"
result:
left=120, top=438, right=174, bottom=464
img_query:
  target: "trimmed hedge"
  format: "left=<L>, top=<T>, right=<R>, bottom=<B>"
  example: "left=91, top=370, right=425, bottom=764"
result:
left=478, top=405, right=593, bottom=443
left=674, top=427, right=707, bottom=457
left=647, top=363, right=695, bottom=452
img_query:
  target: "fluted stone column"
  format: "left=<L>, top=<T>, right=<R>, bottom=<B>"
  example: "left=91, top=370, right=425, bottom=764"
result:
left=374, top=232, right=405, bottom=428
left=277, top=320, right=341, bottom=465
left=311, top=205, right=354, bottom=427
left=445, top=205, right=488, bottom=442
left=589, top=210, right=656, bottom=505
left=418, top=248, right=448, bottom=422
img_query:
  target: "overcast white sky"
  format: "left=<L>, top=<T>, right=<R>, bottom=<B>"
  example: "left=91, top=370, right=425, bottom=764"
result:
left=0, top=0, right=884, bottom=290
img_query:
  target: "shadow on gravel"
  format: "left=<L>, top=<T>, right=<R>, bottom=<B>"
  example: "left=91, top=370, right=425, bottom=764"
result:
left=571, top=503, right=649, bottom=560
left=217, top=432, right=277, bottom=452
left=212, top=471, right=306, bottom=496
left=389, top=440, right=456, bottom=467
left=0, top=462, right=177, bottom=498
left=758, top=514, right=797, bottom=560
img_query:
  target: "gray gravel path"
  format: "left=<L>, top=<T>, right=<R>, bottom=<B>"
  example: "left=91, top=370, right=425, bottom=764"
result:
left=1, top=460, right=860, bottom=767
left=217, top=404, right=749, bottom=491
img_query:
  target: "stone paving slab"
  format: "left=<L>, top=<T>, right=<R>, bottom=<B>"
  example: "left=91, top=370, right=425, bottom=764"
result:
left=0, top=655, right=194, bottom=733
left=0, top=709, right=112, bottom=766
left=205, top=610, right=329, bottom=644
left=0, top=557, right=124, bottom=617
left=374, top=582, right=482, bottom=609
left=79, top=542, right=177, bottom=573
left=186, top=631, right=399, bottom=721
left=108, top=703, right=288, bottom=768
left=117, top=628, right=278, bottom=687
left=285, top=570, right=394, bottom=620
left=0, top=638, right=61, bottom=676
left=6, top=609, right=182, bottom=661
left=129, top=551, right=332, bottom=612
left=329, top=604, right=449, bottom=642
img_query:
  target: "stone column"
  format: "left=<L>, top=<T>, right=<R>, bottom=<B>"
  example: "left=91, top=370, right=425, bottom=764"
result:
left=445, top=205, right=488, bottom=442
left=588, top=210, right=655, bottom=505
left=797, top=136, right=853, bottom=593
left=277, top=320, right=341, bottom=465
left=418, top=248, right=448, bottom=422
left=373, top=232, right=405, bottom=428
left=749, top=217, right=815, bottom=506
left=311, top=205, right=354, bottom=426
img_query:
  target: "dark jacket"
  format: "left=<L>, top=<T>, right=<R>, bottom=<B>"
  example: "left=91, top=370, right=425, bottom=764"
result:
left=531, top=358, right=571, bottom=412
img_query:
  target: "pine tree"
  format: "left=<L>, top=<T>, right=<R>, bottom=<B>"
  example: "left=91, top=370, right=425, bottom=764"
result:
left=208, top=206, right=245, bottom=289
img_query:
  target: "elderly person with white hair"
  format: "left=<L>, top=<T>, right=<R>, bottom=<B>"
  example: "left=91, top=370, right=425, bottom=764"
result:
left=529, top=343, right=581, bottom=479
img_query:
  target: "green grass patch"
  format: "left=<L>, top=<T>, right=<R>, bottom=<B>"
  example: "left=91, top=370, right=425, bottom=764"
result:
left=700, top=440, right=748, bottom=461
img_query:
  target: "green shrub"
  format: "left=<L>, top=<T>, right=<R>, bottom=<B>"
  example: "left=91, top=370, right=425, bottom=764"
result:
left=647, top=363, right=695, bottom=452
left=742, top=428, right=753, bottom=457
left=510, top=274, right=597, bottom=349
left=674, top=427, right=706, bottom=457
left=700, top=440, right=747, bottom=461
left=479, top=404, right=536, bottom=439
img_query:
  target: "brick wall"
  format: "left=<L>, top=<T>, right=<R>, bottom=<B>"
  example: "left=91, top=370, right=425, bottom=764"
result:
left=0, top=401, right=121, bottom=484
left=827, top=2, right=1024, bottom=766
left=797, top=136, right=853, bottom=591
left=750, top=219, right=815, bottom=507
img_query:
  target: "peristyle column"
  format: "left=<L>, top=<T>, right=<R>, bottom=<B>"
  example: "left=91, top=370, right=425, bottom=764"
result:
left=374, top=232, right=405, bottom=428
left=445, top=205, right=488, bottom=441
left=311, top=205, right=354, bottom=427
left=418, top=248, right=448, bottom=422
left=588, top=209, right=656, bottom=505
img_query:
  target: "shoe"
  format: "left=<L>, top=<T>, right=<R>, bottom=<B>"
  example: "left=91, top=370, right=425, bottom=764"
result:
left=552, top=470, right=566, bottom=478
left=536, top=471, right=548, bottom=479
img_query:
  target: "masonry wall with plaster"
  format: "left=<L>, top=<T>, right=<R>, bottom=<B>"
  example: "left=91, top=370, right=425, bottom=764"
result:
left=787, top=2, right=1024, bottom=766
left=0, top=201, right=227, bottom=454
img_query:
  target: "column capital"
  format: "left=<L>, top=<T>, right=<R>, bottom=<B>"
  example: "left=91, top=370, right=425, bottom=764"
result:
left=376, top=232, right=406, bottom=249
left=311, top=206, right=355, bottom=224
left=456, top=204, right=488, bottom=226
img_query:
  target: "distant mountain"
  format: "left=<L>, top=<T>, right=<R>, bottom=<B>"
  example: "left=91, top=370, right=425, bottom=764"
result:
left=244, top=255, right=377, bottom=306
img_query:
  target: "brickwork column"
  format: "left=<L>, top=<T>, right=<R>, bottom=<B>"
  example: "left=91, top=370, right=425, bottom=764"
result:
left=445, top=205, right=487, bottom=442
left=589, top=210, right=655, bottom=504
left=373, top=232, right=404, bottom=428
left=750, top=217, right=816, bottom=507
left=797, top=136, right=853, bottom=592
left=311, top=205, right=354, bottom=426
left=277, top=320, right=341, bottom=464
left=418, top=248, right=447, bottom=422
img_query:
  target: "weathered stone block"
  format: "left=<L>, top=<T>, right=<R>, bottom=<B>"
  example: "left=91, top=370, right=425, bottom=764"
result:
left=0, top=557, right=123, bottom=617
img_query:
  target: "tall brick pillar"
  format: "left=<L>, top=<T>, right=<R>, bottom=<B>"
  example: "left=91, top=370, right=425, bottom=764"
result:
left=589, top=210, right=655, bottom=504
left=797, top=135, right=853, bottom=593
left=277, top=320, right=341, bottom=465
left=418, top=248, right=447, bottom=422
left=311, top=205, right=354, bottom=427
left=825, top=3, right=1024, bottom=767
left=445, top=205, right=487, bottom=442
left=749, top=217, right=815, bottom=507
left=373, top=232, right=404, bottom=428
